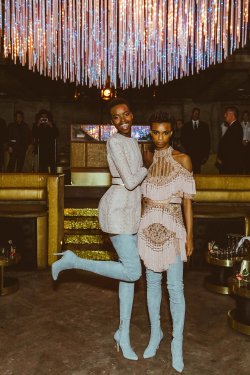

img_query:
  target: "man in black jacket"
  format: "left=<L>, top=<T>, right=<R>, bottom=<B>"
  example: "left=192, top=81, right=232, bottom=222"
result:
left=216, top=106, right=244, bottom=174
left=7, top=111, right=31, bottom=172
left=0, top=117, right=7, bottom=171
left=181, top=107, right=210, bottom=173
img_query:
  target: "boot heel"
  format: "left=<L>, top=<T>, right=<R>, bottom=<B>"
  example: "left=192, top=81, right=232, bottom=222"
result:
left=113, top=327, right=138, bottom=361
left=51, top=250, right=76, bottom=281
left=114, top=331, right=120, bottom=352
left=53, top=250, right=71, bottom=256
left=115, top=340, right=120, bottom=352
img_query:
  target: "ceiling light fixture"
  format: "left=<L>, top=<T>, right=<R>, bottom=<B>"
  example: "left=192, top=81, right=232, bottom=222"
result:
left=0, top=1, right=249, bottom=89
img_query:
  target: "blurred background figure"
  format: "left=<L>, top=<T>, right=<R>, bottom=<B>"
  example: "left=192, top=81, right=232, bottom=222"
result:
left=214, top=120, right=229, bottom=172
left=181, top=107, right=210, bottom=173
left=7, top=110, right=31, bottom=172
left=172, top=118, right=185, bottom=152
left=240, top=110, right=250, bottom=174
left=0, top=117, right=7, bottom=172
left=32, top=109, right=59, bottom=173
left=216, top=106, right=243, bottom=174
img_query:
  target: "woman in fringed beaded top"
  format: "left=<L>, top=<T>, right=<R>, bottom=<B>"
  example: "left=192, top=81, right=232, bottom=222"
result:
left=138, top=112, right=196, bottom=373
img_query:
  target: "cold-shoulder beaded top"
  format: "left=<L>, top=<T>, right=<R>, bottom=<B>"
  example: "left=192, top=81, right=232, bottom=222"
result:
left=138, top=146, right=196, bottom=272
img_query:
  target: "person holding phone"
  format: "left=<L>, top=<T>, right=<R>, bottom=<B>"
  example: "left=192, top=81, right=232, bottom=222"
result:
left=32, top=109, right=58, bottom=173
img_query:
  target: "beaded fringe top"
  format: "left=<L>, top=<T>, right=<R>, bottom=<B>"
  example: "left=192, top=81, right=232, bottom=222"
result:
left=142, top=146, right=196, bottom=201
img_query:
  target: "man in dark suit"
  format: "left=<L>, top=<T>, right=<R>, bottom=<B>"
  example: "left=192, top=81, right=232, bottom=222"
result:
left=7, top=110, right=31, bottom=172
left=181, top=107, right=210, bottom=173
left=0, top=117, right=7, bottom=171
left=216, top=106, right=244, bottom=174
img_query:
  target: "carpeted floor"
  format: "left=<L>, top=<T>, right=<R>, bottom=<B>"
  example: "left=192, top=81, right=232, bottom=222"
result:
left=0, top=268, right=249, bottom=375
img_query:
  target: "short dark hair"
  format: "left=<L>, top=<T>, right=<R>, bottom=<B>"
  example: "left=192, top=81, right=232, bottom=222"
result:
left=225, top=106, right=239, bottom=119
left=192, top=107, right=200, bottom=114
left=15, top=110, right=24, bottom=118
left=108, top=97, right=131, bottom=114
left=149, top=111, right=174, bottom=129
left=242, top=110, right=249, bottom=117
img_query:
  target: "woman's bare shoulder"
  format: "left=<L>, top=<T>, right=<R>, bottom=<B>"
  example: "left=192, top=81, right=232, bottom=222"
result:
left=172, top=150, right=192, bottom=172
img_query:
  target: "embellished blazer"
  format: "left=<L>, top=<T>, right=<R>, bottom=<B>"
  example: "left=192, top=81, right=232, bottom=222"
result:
left=98, top=133, right=147, bottom=234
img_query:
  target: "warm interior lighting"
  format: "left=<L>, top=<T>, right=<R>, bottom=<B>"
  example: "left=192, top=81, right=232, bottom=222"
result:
left=73, top=87, right=81, bottom=101
left=100, top=86, right=113, bottom=101
left=0, top=1, right=249, bottom=89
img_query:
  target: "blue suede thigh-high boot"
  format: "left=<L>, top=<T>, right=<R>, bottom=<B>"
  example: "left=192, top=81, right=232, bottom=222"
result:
left=52, top=234, right=141, bottom=282
left=114, top=281, right=138, bottom=360
left=143, top=269, right=164, bottom=358
left=167, top=256, right=185, bottom=373
left=52, top=234, right=141, bottom=360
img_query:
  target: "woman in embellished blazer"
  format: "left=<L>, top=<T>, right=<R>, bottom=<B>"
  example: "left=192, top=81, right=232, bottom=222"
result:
left=52, top=98, right=147, bottom=361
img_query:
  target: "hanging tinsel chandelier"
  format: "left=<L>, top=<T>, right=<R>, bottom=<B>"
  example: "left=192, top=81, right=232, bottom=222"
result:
left=0, top=1, right=249, bottom=89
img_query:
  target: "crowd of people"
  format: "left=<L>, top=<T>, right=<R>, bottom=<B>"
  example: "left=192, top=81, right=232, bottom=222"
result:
left=1, top=105, right=249, bottom=175
left=0, top=109, right=58, bottom=173
left=173, top=106, right=250, bottom=175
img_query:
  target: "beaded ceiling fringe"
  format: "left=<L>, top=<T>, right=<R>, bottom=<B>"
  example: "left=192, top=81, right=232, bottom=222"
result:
left=0, top=0, right=249, bottom=88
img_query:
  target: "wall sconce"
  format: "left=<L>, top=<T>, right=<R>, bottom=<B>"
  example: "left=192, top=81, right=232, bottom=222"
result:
left=100, top=82, right=114, bottom=101
left=74, top=87, right=81, bottom=101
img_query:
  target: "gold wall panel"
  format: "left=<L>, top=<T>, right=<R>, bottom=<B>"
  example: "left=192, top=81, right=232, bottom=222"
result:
left=0, top=173, right=64, bottom=267
left=71, top=171, right=111, bottom=186
left=64, top=234, right=104, bottom=245
left=64, top=208, right=99, bottom=217
left=74, top=250, right=117, bottom=261
left=70, top=141, right=152, bottom=169
left=71, top=143, right=86, bottom=168
left=195, top=175, right=250, bottom=190
left=64, top=217, right=100, bottom=230
left=86, top=143, right=108, bottom=168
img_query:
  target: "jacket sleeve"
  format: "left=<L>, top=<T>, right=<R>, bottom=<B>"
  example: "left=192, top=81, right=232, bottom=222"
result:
left=233, top=124, right=244, bottom=171
left=203, top=122, right=211, bottom=159
left=7, top=124, right=15, bottom=146
left=108, top=138, right=147, bottom=190
left=180, top=123, right=189, bottom=151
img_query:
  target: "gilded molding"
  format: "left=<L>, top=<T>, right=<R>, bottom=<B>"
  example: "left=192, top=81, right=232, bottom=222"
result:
left=228, top=310, right=250, bottom=336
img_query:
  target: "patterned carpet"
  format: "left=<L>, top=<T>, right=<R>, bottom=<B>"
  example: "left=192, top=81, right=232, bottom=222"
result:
left=0, top=269, right=249, bottom=375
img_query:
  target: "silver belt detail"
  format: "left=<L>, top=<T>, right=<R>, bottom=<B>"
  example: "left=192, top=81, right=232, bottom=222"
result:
left=112, top=177, right=124, bottom=186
